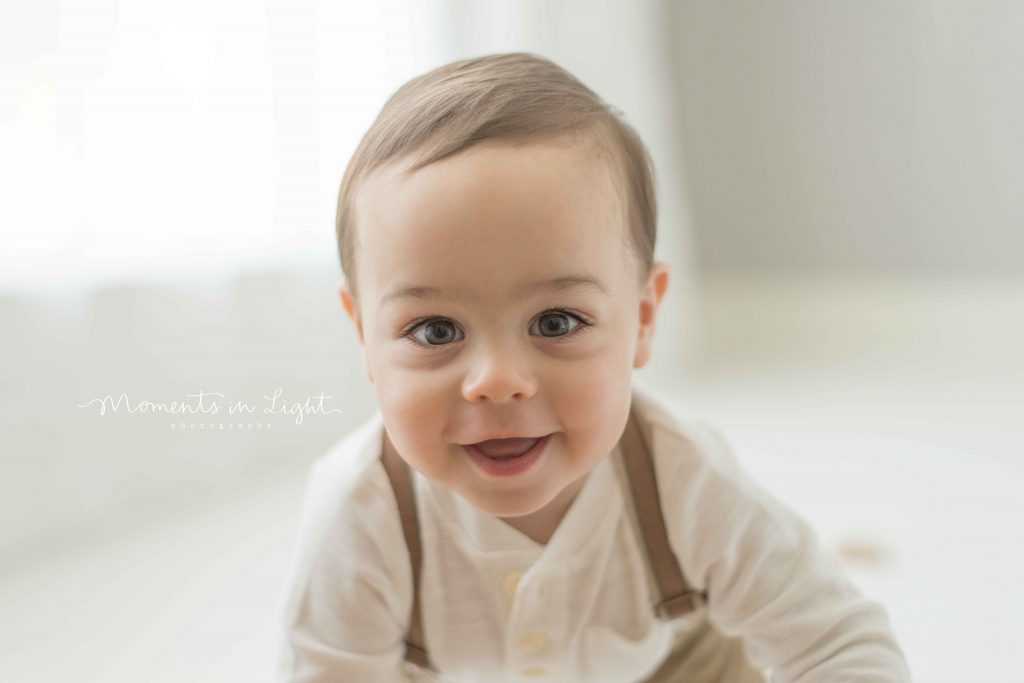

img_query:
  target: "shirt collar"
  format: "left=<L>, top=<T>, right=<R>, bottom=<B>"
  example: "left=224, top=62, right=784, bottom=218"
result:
left=422, top=440, right=624, bottom=566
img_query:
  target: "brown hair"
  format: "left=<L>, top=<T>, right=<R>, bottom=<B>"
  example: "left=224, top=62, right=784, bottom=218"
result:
left=335, top=52, right=657, bottom=302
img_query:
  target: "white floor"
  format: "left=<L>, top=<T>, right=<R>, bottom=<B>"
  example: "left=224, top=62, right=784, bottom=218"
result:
left=0, top=467, right=307, bottom=682
left=3, top=275, right=1022, bottom=682
left=712, top=407, right=1024, bottom=682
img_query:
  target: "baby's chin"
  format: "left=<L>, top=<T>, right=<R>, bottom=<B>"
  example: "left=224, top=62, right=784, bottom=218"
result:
left=462, top=487, right=553, bottom=519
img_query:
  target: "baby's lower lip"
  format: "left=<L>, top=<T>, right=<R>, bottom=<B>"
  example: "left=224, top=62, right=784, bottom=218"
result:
left=470, top=436, right=541, bottom=457
left=463, top=433, right=551, bottom=477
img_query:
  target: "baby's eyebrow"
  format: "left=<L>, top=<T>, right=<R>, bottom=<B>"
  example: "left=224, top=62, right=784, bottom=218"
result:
left=381, top=273, right=608, bottom=306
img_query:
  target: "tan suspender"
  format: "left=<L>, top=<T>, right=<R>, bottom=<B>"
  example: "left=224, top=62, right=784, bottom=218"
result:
left=616, top=406, right=709, bottom=620
left=379, top=402, right=707, bottom=675
left=380, top=428, right=434, bottom=671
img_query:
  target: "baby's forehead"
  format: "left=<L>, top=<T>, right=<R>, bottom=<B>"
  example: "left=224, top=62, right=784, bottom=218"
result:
left=359, top=147, right=623, bottom=232
left=351, top=139, right=632, bottom=295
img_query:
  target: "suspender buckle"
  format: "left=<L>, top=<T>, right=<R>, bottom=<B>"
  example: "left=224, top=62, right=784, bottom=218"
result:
left=404, top=641, right=437, bottom=671
left=655, top=589, right=707, bottom=620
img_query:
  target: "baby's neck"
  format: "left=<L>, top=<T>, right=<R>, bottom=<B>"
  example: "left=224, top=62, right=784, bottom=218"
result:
left=497, top=472, right=589, bottom=546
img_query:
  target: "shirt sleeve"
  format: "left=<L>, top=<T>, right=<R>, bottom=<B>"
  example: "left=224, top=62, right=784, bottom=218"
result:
left=665, top=421, right=913, bottom=682
left=273, top=458, right=414, bottom=682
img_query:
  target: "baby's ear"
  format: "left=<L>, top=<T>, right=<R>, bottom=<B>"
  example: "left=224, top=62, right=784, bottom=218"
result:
left=338, top=281, right=365, bottom=345
left=633, top=261, right=670, bottom=369
left=338, top=281, right=373, bottom=383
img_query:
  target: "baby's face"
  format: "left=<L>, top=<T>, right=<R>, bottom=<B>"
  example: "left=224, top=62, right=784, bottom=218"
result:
left=341, top=138, right=668, bottom=531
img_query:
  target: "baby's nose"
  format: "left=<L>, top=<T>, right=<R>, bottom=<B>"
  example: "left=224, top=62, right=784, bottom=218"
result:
left=461, top=348, right=538, bottom=403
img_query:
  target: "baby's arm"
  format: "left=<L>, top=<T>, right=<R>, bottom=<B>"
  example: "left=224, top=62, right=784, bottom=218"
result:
left=273, top=459, right=413, bottom=682
left=669, top=423, right=912, bottom=682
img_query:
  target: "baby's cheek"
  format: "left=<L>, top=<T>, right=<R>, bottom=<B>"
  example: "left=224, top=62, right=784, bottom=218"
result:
left=379, top=373, right=445, bottom=433
left=570, top=348, right=630, bottom=392
left=559, top=366, right=632, bottom=448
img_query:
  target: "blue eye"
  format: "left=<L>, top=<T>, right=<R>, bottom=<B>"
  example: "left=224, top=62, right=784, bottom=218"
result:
left=531, top=311, right=584, bottom=338
left=409, top=319, right=463, bottom=346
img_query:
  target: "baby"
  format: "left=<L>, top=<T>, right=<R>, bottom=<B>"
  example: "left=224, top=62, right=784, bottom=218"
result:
left=274, top=53, right=911, bottom=682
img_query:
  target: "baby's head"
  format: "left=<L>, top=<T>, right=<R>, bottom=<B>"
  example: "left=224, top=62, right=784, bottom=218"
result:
left=336, top=53, right=669, bottom=533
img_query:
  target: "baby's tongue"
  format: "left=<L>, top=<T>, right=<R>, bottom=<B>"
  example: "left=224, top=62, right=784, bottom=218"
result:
left=473, top=437, right=538, bottom=458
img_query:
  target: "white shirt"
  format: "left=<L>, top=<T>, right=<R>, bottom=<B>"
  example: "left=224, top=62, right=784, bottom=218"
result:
left=274, top=381, right=911, bottom=682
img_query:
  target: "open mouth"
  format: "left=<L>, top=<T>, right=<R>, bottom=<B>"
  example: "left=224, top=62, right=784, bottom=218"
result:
left=471, top=436, right=542, bottom=459
left=463, top=434, right=552, bottom=476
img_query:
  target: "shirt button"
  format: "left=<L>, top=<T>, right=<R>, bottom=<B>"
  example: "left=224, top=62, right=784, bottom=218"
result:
left=502, top=570, right=524, bottom=597
left=517, top=632, right=549, bottom=653
left=520, top=665, right=547, bottom=677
